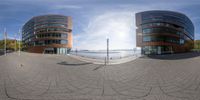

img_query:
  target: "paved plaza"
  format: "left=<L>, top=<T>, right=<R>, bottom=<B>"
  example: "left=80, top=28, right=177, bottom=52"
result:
left=1, top=52, right=200, bottom=100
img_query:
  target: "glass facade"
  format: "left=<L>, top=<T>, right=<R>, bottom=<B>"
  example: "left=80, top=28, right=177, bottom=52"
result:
left=36, top=33, right=68, bottom=38
left=34, top=40, right=68, bottom=46
left=136, top=10, right=194, bottom=55
left=142, top=27, right=182, bottom=35
left=143, top=36, right=181, bottom=44
left=142, top=46, right=173, bottom=54
left=57, top=48, right=68, bottom=55
left=22, top=15, right=72, bottom=54
left=140, top=11, right=194, bottom=40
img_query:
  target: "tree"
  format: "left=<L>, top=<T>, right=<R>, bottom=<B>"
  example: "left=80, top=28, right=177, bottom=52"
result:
left=0, top=39, right=22, bottom=51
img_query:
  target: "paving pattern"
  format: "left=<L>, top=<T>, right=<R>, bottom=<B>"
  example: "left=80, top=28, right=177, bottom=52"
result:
left=1, top=52, right=200, bottom=100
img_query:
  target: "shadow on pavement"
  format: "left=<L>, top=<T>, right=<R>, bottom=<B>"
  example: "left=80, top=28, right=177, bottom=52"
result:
left=141, top=52, right=200, bottom=60
left=57, top=61, right=92, bottom=66
left=93, top=65, right=104, bottom=71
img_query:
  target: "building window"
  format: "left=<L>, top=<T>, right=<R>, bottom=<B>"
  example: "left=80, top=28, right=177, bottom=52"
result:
left=180, top=39, right=184, bottom=44
left=61, top=40, right=68, bottom=44
left=61, top=34, right=68, bottom=38
left=143, top=36, right=151, bottom=42
left=143, top=36, right=180, bottom=44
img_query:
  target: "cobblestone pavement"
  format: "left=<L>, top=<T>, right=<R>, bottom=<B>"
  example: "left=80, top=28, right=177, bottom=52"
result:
left=1, top=52, right=200, bottom=100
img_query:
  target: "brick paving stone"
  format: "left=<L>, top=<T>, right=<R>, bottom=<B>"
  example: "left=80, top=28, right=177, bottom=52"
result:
left=0, top=52, right=200, bottom=100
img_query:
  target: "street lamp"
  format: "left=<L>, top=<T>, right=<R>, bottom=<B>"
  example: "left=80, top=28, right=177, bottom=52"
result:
left=106, top=38, right=109, bottom=64
left=18, top=29, right=21, bottom=56
left=4, top=28, right=7, bottom=56
left=15, top=32, right=17, bottom=52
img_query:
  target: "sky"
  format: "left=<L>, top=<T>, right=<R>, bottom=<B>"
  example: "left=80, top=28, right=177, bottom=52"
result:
left=0, top=0, right=200, bottom=50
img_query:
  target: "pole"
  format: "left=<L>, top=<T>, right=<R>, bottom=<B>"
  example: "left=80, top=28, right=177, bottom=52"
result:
left=18, top=29, right=21, bottom=56
left=15, top=32, right=17, bottom=52
left=107, top=38, right=109, bottom=64
left=75, top=48, right=77, bottom=56
left=4, top=28, right=7, bottom=56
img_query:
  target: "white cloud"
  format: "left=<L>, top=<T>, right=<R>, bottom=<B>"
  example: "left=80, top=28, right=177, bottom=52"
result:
left=73, top=11, right=136, bottom=50
left=54, top=5, right=82, bottom=9
left=71, top=1, right=198, bottom=50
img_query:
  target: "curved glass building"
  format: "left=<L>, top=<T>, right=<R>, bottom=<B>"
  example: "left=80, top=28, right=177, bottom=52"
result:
left=136, top=10, right=194, bottom=54
left=22, top=15, right=72, bottom=54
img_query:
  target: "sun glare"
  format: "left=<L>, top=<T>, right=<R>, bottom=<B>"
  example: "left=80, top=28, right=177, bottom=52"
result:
left=76, top=12, right=136, bottom=50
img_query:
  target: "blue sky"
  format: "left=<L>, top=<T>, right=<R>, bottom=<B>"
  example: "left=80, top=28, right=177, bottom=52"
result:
left=0, top=0, right=200, bottom=50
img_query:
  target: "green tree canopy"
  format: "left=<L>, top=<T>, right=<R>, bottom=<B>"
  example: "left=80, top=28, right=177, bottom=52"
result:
left=0, top=39, right=22, bottom=50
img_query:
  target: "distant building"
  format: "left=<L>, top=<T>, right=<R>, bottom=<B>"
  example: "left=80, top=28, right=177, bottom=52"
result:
left=136, top=10, right=194, bottom=54
left=22, top=15, right=72, bottom=54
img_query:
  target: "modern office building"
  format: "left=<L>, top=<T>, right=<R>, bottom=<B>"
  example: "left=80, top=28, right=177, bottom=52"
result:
left=22, top=15, right=72, bottom=54
left=136, top=10, right=194, bottom=54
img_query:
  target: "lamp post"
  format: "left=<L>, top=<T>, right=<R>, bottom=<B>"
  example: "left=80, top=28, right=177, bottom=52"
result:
left=15, top=32, right=17, bottom=52
left=18, top=29, right=21, bottom=56
left=4, top=28, right=7, bottom=56
left=75, top=48, right=78, bottom=56
left=107, top=38, right=109, bottom=64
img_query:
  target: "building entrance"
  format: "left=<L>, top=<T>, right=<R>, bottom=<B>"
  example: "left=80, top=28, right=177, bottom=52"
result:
left=44, top=48, right=55, bottom=54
